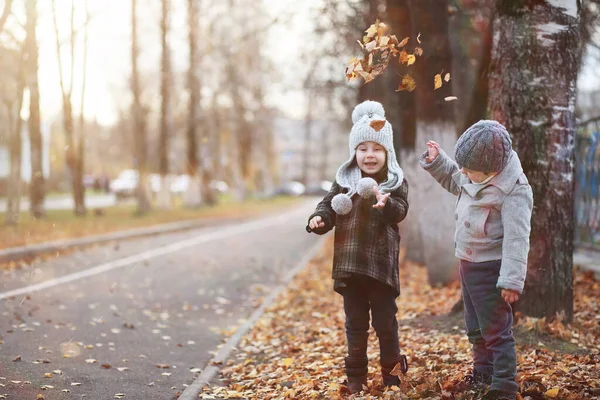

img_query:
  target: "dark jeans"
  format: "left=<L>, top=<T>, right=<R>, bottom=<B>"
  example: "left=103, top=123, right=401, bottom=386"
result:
left=460, top=259, right=518, bottom=398
left=340, top=276, right=400, bottom=378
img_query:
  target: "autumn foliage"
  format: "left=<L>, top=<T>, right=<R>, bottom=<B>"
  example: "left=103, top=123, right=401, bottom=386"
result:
left=199, top=239, right=599, bottom=399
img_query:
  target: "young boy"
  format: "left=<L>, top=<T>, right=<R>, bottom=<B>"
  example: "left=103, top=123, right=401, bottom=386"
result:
left=420, top=120, right=533, bottom=400
left=306, top=101, right=409, bottom=394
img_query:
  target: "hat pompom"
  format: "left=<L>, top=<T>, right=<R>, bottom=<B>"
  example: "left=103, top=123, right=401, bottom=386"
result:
left=331, top=193, right=353, bottom=215
left=357, top=177, right=377, bottom=198
left=352, top=100, right=385, bottom=124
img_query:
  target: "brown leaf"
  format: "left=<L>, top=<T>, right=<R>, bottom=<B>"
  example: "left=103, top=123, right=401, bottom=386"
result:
left=398, top=37, right=409, bottom=47
left=370, top=120, right=386, bottom=132
left=155, top=363, right=170, bottom=369
left=414, top=47, right=423, bottom=56
left=389, top=362, right=404, bottom=377
left=434, top=74, right=443, bottom=90
left=101, top=364, right=112, bottom=369
left=399, top=49, right=409, bottom=65
left=12, top=355, right=21, bottom=362
left=397, top=75, right=416, bottom=92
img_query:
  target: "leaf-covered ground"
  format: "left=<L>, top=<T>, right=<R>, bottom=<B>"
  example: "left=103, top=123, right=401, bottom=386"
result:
left=199, top=239, right=600, bottom=399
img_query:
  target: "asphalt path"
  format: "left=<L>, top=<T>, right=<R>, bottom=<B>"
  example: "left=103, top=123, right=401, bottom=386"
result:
left=0, top=199, right=322, bottom=399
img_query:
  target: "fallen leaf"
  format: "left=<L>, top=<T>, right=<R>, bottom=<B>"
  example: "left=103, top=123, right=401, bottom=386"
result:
left=85, top=359, right=97, bottom=364
left=12, top=355, right=21, bottom=362
left=156, top=364, right=170, bottom=369
left=370, top=120, right=386, bottom=132
left=545, top=388, right=560, bottom=398
left=101, top=364, right=112, bottom=369
left=282, top=358, right=293, bottom=367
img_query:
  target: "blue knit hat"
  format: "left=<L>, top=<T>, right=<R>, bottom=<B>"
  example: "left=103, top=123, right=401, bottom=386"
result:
left=455, top=120, right=512, bottom=173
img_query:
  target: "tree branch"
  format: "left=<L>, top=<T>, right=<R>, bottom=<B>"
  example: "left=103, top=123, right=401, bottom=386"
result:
left=51, top=0, right=68, bottom=100
left=0, top=0, right=13, bottom=34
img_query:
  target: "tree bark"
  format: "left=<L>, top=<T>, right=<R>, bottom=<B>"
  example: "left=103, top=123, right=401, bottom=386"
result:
left=131, top=0, right=151, bottom=214
left=488, top=0, right=580, bottom=322
left=24, top=0, right=45, bottom=218
left=157, top=0, right=173, bottom=210
left=408, top=0, right=458, bottom=285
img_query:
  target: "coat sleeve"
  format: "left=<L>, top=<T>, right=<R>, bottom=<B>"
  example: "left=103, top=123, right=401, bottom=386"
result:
left=497, top=182, right=533, bottom=294
left=306, top=181, right=341, bottom=235
left=382, top=179, right=409, bottom=224
left=419, top=148, right=461, bottom=196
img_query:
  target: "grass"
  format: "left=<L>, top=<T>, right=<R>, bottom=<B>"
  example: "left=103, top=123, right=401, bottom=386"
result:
left=0, top=195, right=302, bottom=250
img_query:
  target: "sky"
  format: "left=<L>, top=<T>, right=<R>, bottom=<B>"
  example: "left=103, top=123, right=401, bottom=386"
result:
left=9, top=0, right=600, bottom=127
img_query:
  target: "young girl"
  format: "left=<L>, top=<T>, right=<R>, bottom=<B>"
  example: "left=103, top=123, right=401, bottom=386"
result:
left=306, top=101, right=409, bottom=394
left=420, top=120, right=533, bottom=400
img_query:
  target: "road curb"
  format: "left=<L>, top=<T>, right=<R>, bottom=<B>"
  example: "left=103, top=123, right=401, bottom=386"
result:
left=0, top=217, right=235, bottom=264
left=178, top=234, right=329, bottom=400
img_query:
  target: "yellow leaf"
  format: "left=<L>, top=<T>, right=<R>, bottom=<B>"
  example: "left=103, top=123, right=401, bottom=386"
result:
left=397, top=75, right=416, bottom=92
left=545, top=388, right=560, bottom=398
left=370, top=120, right=386, bottom=132
left=282, top=358, right=293, bottom=367
left=365, top=23, right=378, bottom=39
left=434, top=74, right=442, bottom=90
left=407, top=54, right=416, bottom=66
left=398, top=36, right=409, bottom=47
left=444, top=73, right=451, bottom=82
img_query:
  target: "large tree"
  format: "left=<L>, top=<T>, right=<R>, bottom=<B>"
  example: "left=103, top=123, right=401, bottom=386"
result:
left=24, top=0, right=45, bottom=218
left=488, top=0, right=580, bottom=321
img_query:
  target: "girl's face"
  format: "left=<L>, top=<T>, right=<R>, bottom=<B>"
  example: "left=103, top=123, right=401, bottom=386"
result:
left=461, top=167, right=494, bottom=183
left=356, top=141, right=386, bottom=175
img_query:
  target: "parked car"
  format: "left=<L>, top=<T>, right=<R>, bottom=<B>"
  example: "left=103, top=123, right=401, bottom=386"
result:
left=276, top=181, right=306, bottom=197
left=110, top=169, right=139, bottom=199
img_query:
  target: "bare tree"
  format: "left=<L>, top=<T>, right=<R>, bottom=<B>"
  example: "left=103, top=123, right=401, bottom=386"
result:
left=0, top=0, right=12, bottom=34
left=25, top=0, right=45, bottom=218
left=51, top=0, right=86, bottom=216
left=1, top=46, right=25, bottom=225
left=131, top=0, right=151, bottom=214
left=156, top=0, right=173, bottom=209
left=488, top=0, right=581, bottom=322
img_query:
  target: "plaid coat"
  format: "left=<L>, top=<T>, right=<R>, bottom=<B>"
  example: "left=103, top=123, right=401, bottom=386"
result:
left=308, top=179, right=409, bottom=296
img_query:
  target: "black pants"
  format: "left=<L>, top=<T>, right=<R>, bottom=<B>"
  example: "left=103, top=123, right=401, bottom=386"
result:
left=340, top=276, right=400, bottom=378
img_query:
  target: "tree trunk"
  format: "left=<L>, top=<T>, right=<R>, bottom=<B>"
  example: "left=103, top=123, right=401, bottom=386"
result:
left=25, top=0, right=45, bottom=219
left=488, top=0, right=580, bottom=322
left=76, top=0, right=90, bottom=217
left=184, top=0, right=203, bottom=208
left=409, top=0, right=458, bottom=285
left=4, top=74, right=25, bottom=226
left=385, top=0, right=423, bottom=264
left=131, top=0, right=151, bottom=214
left=157, top=0, right=172, bottom=210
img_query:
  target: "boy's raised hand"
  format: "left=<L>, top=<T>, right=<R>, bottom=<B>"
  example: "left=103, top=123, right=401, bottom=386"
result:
left=501, top=289, right=519, bottom=303
left=426, top=141, right=440, bottom=163
left=309, top=216, right=325, bottom=230
left=373, top=186, right=391, bottom=209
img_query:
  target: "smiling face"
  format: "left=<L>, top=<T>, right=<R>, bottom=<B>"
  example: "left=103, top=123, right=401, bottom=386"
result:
left=461, top=167, right=495, bottom=183
left=356, top=141, right=387, bottom=175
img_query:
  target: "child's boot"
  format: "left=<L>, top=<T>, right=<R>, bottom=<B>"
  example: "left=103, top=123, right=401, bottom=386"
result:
left=345, top=356, right=368, bottom=394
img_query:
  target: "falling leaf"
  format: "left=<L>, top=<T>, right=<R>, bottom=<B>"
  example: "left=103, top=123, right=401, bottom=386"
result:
left=407, top=54, right=416, bottom=66
left=444, top=73, right=451, bottom=82
left=414, top=47, right=423, bottom=56
left=398, top=37, right=409, bottom=47
left=370, top=120, right=386, bottom=132
left=399, top=49, right=409, bottom=64
left=444, top=96, right=458, bottom=102
left=365, top=41, right=377, bottom=52
left=365, top=23, right=378, bottom=39
left=379, top=36, right=390, bottom=47
left=434, top=74, right=443, bottom=90
left=356, top=39, right=364, bottom=49
left=417, top=32, right=422, bottom=43
left=545, top=388, right=560, bottom=398
left=397, top=74, right=416, bottom=92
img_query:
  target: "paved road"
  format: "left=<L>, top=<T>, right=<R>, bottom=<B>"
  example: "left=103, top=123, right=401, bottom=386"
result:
left=0, top=193, right=122, bottom=213
left=0, top=199, right=322, bottom=399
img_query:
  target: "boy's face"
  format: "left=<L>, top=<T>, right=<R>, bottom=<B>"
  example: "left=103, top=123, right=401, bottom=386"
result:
left=461, top=167, right=494, bottom=183
left=356, top=141, right=386, bottom=175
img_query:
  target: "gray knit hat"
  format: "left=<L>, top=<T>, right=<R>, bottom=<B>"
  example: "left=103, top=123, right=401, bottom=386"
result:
left=331, top=101, right=404, bottom=215
left=455, top=120, right=512, bottom=173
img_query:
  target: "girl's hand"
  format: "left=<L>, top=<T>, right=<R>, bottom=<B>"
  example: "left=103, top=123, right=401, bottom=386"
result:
left=501, top=289, right=519, bottom=303
left=426, top=141, right=440, bottom=163
left=372, top=186, right=391, bottom=209
left=309, top=216, right=325, bottom=230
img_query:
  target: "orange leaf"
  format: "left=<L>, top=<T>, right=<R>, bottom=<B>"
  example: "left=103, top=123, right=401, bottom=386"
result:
left=399, top=49, right=409, bottom=64
left=397, top=74, right=416, bottom=92
left=370, top=120, right=386, bottom=132
left=434, top=74, right=442, bottom=90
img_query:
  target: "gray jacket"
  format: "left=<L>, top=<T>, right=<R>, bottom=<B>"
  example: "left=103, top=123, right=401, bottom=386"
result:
left=419, top=149, right=533, bottom=293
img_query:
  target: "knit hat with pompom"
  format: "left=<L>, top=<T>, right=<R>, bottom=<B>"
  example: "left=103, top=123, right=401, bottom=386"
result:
left=331, top=100, right=404, bottom=215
